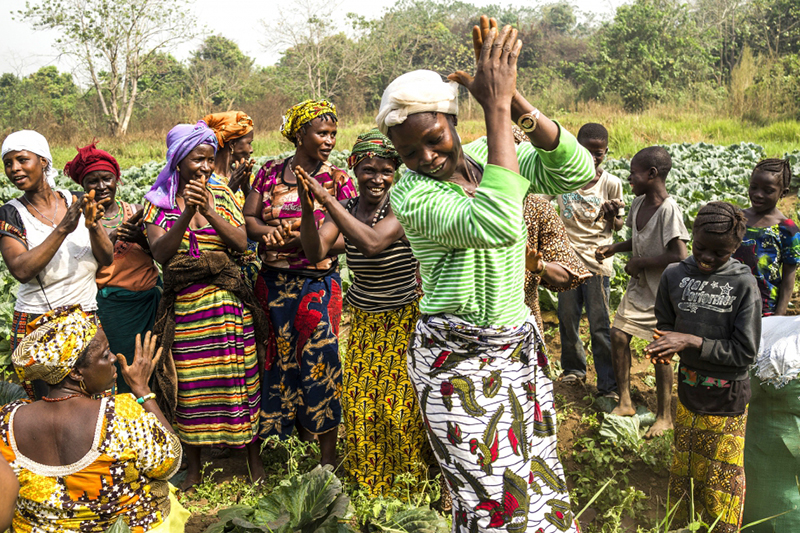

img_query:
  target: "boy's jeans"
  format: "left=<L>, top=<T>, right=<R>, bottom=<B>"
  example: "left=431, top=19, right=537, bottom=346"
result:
left=557, top=274, right=617, bottom=394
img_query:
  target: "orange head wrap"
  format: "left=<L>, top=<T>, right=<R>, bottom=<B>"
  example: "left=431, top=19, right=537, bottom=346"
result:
left=202, top=111, right=254, bottom=148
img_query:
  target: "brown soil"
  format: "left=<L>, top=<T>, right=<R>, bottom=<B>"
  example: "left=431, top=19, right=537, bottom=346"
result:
left=546, top=313, right=675, bottom=531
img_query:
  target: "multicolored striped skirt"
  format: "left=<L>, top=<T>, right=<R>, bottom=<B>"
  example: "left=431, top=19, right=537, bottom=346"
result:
left=255, top=268, right=343, bottom=438
left=408, top=313, right=578, bottom=533
left=172, top=283, right=260, bottom=447
left=342, top=300, right=433, bottom=495
left=669, top=400, right=747, bottom=533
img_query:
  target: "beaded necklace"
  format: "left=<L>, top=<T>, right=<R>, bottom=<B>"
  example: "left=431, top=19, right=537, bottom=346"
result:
left=101, top=199, right=123, bottom=229
left=42, top=393, right=87, bottom=402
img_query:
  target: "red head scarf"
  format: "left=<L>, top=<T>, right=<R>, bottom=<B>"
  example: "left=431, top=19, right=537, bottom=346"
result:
left=63, top=142, right=121, bottom=186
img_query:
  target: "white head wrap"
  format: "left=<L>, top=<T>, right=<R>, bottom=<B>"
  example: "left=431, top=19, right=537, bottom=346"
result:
left=375, top=70, right=459, bottom=135
left=1, top=130, right=58, bottom=187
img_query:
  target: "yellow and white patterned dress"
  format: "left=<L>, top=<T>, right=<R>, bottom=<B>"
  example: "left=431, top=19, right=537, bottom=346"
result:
left=0, top=395, right=184, bottom=533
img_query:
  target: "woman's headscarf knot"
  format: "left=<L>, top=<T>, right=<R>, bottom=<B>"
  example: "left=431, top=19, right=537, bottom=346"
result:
left=280, top=100, right=337, bottom=142
left=144, top=121, right=218, bottom=210
left=12, top=305, right=98, bottom=385
left=375, top=70, right=459, bottom=135
left=63, top=142, right=121, bottom=186
left=203, top=111, right=254, bottom=148
left=347, top=129, right=401, bottom=170
left=1, top=130, right=59, bottom=187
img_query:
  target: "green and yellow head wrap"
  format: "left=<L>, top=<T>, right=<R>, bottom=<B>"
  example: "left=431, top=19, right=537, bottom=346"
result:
left=347, top=129, right=402, bottom=170
left=12, top=305, right=98, bottom=385
left=280, top=99, right=337, bottom=143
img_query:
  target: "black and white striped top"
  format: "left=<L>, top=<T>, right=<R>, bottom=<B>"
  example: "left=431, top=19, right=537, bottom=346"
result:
left=344, top=197, right=418, bottom=313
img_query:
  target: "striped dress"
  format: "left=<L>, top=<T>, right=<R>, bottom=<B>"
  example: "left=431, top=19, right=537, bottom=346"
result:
left=143, top=183, right=260, bottom=447
left=391, top=127, right=594, bottom=533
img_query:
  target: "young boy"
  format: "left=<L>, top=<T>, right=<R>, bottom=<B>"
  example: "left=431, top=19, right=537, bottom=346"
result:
left=596, top=146, right=689, bottom=437
left=646, top=202, right=759, bottom=532
left=549, top=123, right=623, bottom=397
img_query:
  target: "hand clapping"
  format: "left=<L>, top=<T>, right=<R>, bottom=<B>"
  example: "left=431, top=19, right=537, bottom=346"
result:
left=262, top=219, right=300, bottom=250
left=183, top=176, right=211, bottom=215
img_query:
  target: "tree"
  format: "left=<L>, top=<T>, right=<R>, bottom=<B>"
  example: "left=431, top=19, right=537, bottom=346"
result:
left=188, top=35, right=255, bottom=110
left=21, top=0, right=197, bottom=136
left=265, top=0, right=377, bottom=103
left=577, top=0, right=713, bottom=110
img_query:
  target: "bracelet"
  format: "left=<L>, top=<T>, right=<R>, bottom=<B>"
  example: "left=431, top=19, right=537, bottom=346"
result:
left=136, top=393, right=156, bottom=405
left=536, top=261, right=547, bottom=277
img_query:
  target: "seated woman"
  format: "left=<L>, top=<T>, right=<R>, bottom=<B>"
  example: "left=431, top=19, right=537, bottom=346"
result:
left=143, top=121, right=267, bottom=489
left=64, top=143, right=161, bottom=394
left=379, top=19, right=593, bottom=533
left=293, top=129, right=432, bottom=495
left=244, top=100, right=355, bottom=467
left=203, top=111, right=260, bottom=288
left=0, top=305, right=188, bottom=532
left=0, top=130, right=113, bottom=399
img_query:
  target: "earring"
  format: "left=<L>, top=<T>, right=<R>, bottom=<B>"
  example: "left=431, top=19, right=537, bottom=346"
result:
left=297, top=138, right=303, bottom=147
left=79, top=380, right=88, bottom=395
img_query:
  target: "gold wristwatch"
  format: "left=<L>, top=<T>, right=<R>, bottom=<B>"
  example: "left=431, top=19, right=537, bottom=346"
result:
left=516, top=108, right=541, bottom=133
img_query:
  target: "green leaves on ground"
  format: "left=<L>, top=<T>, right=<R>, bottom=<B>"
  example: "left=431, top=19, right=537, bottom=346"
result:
left=204, top=465, right=350, bottom=533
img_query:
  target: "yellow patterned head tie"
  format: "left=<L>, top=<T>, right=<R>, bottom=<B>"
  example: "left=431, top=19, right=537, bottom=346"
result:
left=280, top=99, right=337, bottom=142
left=12, top=305, right=98, bottom=385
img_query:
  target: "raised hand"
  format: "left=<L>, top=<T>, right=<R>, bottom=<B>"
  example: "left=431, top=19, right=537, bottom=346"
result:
left=82, top=190, right=105, bottom=229
left=229, top=158, right=256, bottom=193
left=58, top=194, right=84, bottom=234
left=471, top=15, right=498, bottom=63
left=295, top=166, right=332, bottom=207
left=448, top=24, right=522, bottom=110
left=118, top=331, right=163, bottom=397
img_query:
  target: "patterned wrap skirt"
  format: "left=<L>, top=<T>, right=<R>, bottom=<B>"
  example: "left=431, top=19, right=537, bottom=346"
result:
left=669, top=400, right=747, bottom=533
left=342, top=300, right=433, bottom=495
left=255, top=268, right=343, bottom=438
left=408, top=314, right=578, bottom=533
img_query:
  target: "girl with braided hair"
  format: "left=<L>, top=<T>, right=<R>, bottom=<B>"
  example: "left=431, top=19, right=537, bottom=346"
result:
left=732, top=158, right=800, bottom=316
left=646, top=201, right=761, bottom=533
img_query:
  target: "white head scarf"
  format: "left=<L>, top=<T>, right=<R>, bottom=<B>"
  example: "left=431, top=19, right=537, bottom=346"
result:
left=1, top=130, right=58, bottom=187
left=375, top=70, right=459, bottom=135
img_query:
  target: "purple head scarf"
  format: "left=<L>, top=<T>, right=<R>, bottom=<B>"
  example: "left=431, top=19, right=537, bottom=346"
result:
left=145, top=121, right=218, bottom=209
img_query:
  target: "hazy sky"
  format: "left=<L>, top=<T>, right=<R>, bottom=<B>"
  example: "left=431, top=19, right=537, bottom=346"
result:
left=1, top=0, right=621, bottom=81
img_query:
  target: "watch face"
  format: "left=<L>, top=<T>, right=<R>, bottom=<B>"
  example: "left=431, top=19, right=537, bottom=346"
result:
left=519, top=116, right=536, bottom=130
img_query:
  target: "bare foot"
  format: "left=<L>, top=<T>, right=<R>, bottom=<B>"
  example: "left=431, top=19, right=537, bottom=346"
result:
left=644, top=417, right=673, bottom=439
left=248, top=457, right=266, bottom=483
left=610, top=402, right=636, bottom=417
left=179, top=473, right=202, bottom=492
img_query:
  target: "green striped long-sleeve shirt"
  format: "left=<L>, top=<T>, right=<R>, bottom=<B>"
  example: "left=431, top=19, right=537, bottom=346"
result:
left=391, top=124, right=594, bottom=326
